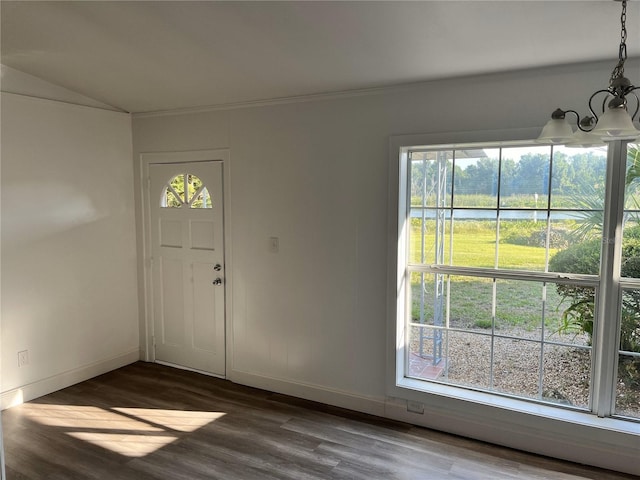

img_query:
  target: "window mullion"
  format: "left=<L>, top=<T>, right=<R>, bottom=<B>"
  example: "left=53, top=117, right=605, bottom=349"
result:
left=592, top=140, right=627, bottom=417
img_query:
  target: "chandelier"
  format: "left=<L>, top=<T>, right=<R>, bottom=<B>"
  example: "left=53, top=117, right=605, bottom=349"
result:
left=537, top=0, right=639, bottom=145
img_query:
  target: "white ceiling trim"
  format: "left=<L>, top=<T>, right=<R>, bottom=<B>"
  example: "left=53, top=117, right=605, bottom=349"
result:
left=132, top=58, right=632, bottom=119
left=133, top=79, right=416, bottom=118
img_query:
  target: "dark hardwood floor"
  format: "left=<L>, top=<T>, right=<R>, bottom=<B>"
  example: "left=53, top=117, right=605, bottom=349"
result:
left=1, top=362, right=636, bottom=479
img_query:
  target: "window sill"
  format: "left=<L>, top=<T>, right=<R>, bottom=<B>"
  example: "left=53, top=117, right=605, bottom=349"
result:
left=395, top=376, right=638, bottom=433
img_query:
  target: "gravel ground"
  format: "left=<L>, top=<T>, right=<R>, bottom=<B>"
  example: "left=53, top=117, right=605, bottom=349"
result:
left=410, top=326, right=639, bottom=417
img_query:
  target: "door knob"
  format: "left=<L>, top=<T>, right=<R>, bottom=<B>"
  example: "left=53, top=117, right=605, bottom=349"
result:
left=214, top=264, right=222, bottom=271
left=212, top=277, right=223, bottom=286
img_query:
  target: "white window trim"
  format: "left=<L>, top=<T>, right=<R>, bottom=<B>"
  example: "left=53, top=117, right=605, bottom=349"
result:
left=386, top=130, right=640, bottom=475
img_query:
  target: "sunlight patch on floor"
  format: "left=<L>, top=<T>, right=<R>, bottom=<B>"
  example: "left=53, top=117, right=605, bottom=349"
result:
left=20, top=403, right=226, bottom=457
left=113, top=407, right=226, bottom=432
left=66, top=431, right=177, bottom=457
left=20, top=404, right=162, bottom=431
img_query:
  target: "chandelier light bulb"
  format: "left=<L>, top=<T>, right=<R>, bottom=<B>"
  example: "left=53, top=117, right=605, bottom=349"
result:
left=538, top=116, right=574, bottom=144
left=564, top=129, right=604, bottom=148
left=591, top=106, right=640, bottom=140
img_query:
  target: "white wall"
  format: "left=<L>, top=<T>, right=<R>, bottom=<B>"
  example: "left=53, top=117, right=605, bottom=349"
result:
left=1, top=93, right=139, bottom=407
left=133, top=59, right=640, bottom=474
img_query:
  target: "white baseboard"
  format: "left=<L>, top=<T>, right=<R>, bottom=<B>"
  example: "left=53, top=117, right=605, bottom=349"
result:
left=229, top=369, right=639, bottom=477
left=384, top=398, right=640, bottom=476
left=155, top=360, right=225, bottom=379
left=0, top=349, right=140, bottom=410
left=229, top=369, right=387, bottom=417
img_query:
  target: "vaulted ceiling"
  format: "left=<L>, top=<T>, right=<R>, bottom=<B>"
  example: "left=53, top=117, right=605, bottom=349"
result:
left=2, top=1, right=638, bottom=114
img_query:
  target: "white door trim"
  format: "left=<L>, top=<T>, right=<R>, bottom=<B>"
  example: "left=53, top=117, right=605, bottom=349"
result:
left=139, top=149, right=232, bottom=378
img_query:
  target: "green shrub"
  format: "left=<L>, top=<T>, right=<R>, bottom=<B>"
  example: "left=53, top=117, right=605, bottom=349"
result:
left=499, top=220, right=539, bottom=240
left=500, top=221, right=571, bottom=249
left=549, top=238, right=640, bottom=351
left=549, top=231, right=640, bottom=386
left=548, top=238, right=601, bottom=275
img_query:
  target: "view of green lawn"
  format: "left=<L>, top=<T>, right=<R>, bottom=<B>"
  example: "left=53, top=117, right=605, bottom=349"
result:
left=410, top=220, right=556, bottom=266
left=409, top=218, right=571, bottom=333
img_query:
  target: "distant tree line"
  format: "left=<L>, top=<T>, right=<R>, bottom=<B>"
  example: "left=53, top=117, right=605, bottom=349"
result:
left=411, top=151, right=607, bottom=200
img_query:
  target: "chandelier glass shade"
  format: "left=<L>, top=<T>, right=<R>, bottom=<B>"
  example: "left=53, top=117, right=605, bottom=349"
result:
left=537, top=0, right=639, bottom=145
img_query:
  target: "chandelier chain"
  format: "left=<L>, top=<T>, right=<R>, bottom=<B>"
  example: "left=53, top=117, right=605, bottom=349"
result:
left=613, top=0, right=627, bottom=81
left=620, top=1, right=627, bottom=50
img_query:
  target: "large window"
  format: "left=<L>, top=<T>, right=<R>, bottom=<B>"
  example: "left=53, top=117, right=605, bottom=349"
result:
left=394, top=140, right=640, bottom=421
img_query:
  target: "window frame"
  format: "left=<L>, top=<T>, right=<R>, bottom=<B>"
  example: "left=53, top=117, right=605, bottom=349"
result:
left=387, top=130, right=639, bottom=431
left=160, top=172, right=213, bottom=209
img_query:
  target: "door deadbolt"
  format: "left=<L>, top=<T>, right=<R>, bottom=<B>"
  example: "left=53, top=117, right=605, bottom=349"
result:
left=214, top=264, right=222, bottom=271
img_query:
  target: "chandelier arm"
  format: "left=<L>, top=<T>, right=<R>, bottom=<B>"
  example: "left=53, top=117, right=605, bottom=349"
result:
left=562, top=109, right=581, bottom=124
left=587, top=89, right=614, bottom=125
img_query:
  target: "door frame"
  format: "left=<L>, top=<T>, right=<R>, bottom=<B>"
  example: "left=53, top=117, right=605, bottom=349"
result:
left=139, top=149, right=232, bottom=378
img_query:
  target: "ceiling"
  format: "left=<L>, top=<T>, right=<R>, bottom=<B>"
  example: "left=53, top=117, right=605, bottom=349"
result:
left=2, top=1, right=639, bottom=114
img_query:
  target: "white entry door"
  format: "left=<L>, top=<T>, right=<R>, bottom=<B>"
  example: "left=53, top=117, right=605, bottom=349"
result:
left=149, top=161, right=225, bottom=376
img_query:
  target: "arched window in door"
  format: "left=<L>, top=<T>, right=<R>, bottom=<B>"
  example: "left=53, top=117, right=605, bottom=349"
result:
left=161, top=173, right=212, bottom=208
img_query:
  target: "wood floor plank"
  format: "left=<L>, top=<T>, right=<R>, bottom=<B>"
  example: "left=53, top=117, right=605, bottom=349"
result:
left=1, top=362, right=636, bottom=479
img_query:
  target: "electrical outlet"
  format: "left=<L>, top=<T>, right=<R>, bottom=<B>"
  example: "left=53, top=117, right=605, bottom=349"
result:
left=407, top=400, right=424, bottom=414
left=18, top=350, right=29, bottom=367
